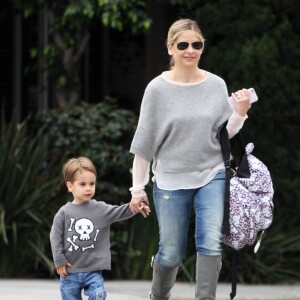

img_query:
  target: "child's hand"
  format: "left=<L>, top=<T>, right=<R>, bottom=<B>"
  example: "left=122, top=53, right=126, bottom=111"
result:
left=56, top=262, right=72, bottom=277
left=130, top=196, right=150, bottom=218
left=139, top=201, right=151, bottom=217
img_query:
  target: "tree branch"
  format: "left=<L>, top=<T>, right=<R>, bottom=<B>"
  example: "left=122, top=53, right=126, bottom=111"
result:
left=48, top=10, right=65, bottom=50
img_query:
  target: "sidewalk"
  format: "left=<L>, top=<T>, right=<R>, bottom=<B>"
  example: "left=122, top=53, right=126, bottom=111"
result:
left=1, top=279, right=300, bottom=299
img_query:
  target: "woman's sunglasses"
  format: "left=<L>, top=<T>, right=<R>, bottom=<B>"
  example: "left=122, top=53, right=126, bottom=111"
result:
left=175, top=41, right=204, bottom=50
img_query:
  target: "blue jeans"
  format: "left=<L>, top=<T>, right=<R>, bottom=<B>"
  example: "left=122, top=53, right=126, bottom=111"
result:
left=60, top=271, right=106, bottom=300
left=153, top=172, right=225, bottom=267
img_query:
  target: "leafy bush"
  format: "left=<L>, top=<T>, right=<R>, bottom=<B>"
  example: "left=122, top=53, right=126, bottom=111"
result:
left=37, top=98, right=137, bottom=203
left=0, top=115, right=62, bottom=277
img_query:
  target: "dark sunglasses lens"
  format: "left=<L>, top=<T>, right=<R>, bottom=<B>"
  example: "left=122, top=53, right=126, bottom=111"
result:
left=176, top=41, right=203, bottom=50
left=177, top=42, right=189, bottom=50
left=192, top=41, right=203, bottom=49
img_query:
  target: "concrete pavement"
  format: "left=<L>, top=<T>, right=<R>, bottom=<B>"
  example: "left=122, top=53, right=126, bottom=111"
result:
left=1, top=279, right=300, bottom=299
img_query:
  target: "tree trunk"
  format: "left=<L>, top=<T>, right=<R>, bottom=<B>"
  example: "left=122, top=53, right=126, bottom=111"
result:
left=48, top=10, right=90, bottom=108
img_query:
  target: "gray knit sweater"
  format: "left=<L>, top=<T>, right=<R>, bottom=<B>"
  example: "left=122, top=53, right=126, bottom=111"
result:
left=130, top=72, right=232, bottom=173
left=50, top=200, right=134, bottom=272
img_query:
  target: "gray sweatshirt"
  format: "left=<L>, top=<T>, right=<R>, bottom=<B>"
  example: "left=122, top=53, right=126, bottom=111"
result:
left=130, top=72, right=232, bottom=174
left=50, top=200, right=134, bottom=272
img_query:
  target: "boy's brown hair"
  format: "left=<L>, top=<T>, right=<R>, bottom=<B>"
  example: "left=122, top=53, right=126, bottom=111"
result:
left=62, top=157, right=97, bottom=183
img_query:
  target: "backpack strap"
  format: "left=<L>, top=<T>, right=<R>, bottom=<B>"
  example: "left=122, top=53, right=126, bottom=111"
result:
left=217, top=122, right=231, bottom=235
left=230, top=251, right=238, bottom=300
left=217, top=122, right=247, bottom=300
left=234, top=134, right=251, bottom=178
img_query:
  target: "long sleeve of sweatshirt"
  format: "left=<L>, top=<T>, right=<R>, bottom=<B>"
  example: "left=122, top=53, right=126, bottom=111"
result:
left=50, top=200, right=134, bottom=272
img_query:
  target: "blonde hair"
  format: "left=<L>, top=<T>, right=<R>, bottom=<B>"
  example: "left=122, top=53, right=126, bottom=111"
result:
left=167, top=19, right=205, bottom=69
left=62, top=156, right=97, bottom=183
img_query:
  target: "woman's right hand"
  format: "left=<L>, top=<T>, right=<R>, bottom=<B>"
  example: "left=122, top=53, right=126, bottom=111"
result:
left=130, top=195, right=150, bottom=218
left=232, top=88, right=251, bottom=116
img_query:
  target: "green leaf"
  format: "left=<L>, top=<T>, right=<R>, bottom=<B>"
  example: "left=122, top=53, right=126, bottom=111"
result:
left=58, top=75, right=66, bottom=86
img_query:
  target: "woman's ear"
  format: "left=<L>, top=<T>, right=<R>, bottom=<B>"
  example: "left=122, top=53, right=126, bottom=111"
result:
left=167, top=43, right=173, bottom=56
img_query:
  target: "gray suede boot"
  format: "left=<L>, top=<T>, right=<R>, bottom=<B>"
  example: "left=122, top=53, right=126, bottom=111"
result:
left=149, top=259, right=179, bottom=300
left=195, top=253, right=222, bottom=300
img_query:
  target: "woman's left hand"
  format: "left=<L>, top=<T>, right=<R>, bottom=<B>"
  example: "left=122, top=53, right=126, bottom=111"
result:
left=231, top=88, right=251, bottom=116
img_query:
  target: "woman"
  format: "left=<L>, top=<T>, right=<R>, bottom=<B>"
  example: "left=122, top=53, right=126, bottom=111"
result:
left=129, top=18, right=251, bottom=300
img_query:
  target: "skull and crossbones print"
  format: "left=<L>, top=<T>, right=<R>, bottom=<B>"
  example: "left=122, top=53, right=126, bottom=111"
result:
left=67, top=217, right=100, bottom=252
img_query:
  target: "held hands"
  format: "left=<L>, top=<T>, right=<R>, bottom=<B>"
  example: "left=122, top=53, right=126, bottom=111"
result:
left=231, top=88, right=251, bottom=116
left=56, top=262, right=72, bottom=277
left=130, top=195, right=151, bottom=218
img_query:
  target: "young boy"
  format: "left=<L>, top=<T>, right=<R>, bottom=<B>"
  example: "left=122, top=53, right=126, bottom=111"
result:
left=50, top=156, right=150, bottom=300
